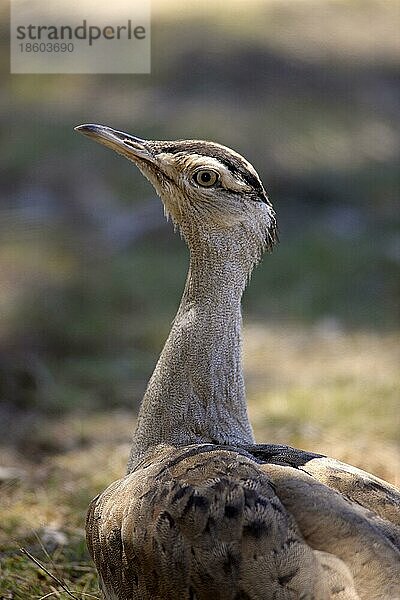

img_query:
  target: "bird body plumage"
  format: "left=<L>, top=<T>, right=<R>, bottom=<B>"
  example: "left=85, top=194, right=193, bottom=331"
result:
left=75, top=124, right=400, bottom=600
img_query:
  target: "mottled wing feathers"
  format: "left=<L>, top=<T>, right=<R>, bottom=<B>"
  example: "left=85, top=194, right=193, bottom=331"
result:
left=259, top=462, right=400, bottom=599
left=299, top=455, right=400, bottom=530
left=84, top=444, right=400, bottom=599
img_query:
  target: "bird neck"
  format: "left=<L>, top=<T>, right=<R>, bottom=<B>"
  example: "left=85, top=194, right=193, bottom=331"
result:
left=128, top=237, right=255, bottom=471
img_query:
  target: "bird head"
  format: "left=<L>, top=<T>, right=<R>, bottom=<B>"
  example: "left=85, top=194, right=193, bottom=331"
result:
left=75, top=124, right=277, bottom=262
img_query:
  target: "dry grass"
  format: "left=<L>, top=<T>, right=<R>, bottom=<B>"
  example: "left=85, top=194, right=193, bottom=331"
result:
left=245, top=324, right=400, bottom=485
left=1, top=324, right=399, bottom=597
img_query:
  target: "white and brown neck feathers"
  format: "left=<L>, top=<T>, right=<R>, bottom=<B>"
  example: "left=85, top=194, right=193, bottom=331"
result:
left=128, top=234, right=257, bottom=469
left=73, top=125, right=277, bottom=471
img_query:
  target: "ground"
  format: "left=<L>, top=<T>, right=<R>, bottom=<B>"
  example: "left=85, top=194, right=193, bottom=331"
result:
left=1, top=324, right=399, bottom=599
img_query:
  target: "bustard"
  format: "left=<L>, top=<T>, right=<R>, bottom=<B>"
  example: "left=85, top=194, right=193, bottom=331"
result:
left=75, top=124, right=400, bottom=600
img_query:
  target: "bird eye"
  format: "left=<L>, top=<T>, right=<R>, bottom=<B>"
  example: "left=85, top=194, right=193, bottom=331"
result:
left=193, top=169, right=220, bottom=188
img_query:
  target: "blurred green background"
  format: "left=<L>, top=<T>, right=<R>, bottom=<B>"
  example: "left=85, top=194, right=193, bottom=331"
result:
left=1, top=0, right=399, bottom=415
left=0, top=1, right=399, bottom=596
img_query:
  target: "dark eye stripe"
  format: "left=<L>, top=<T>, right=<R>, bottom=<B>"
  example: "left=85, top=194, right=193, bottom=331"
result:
left=158, top=142, right=268, bottom=203
left=217, top=158, right=267, bottom=202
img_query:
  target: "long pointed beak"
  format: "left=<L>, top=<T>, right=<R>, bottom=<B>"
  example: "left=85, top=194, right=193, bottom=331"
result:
left=74, top=124, right=156, bottom=165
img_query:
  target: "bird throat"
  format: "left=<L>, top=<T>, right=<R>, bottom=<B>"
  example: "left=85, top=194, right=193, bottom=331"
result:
left=128, top=237, right=256, bottom=472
